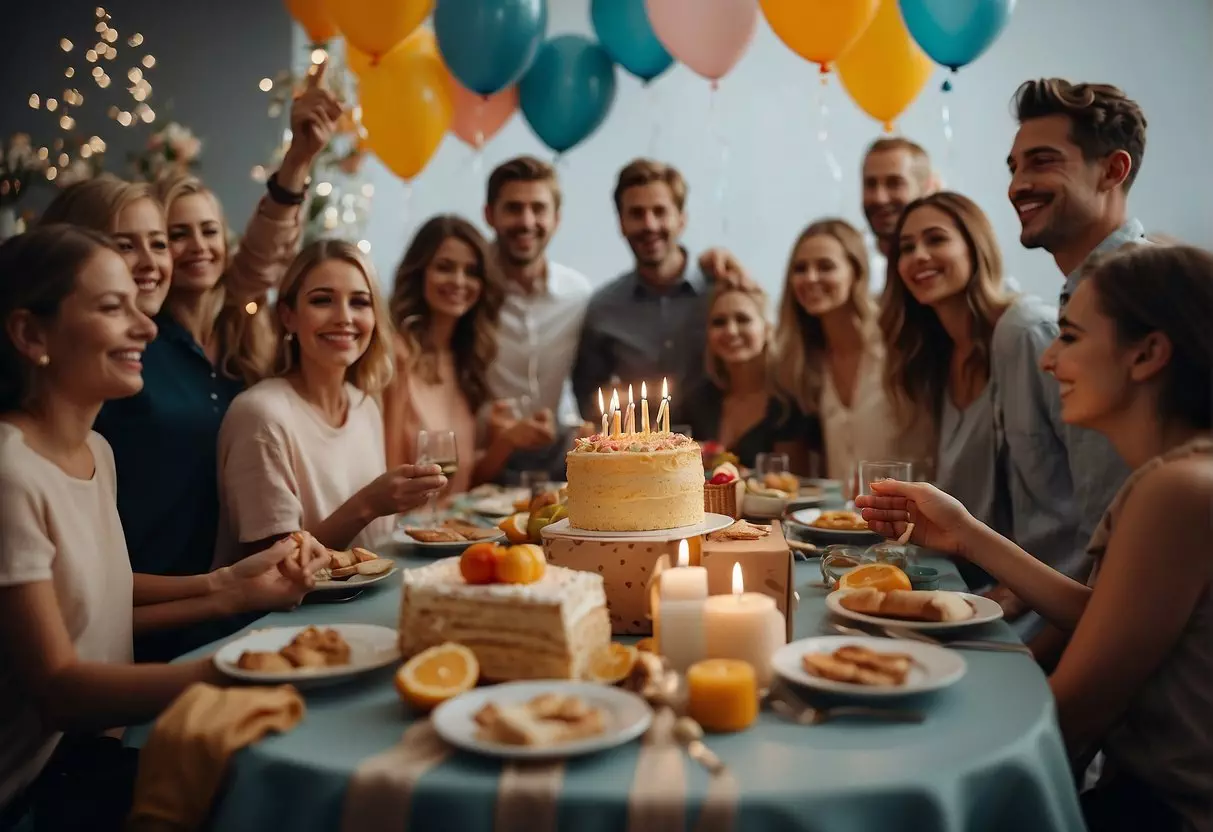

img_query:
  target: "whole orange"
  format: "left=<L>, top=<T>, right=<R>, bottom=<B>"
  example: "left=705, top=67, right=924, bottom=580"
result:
left=459, top=542, right=501, bottom=585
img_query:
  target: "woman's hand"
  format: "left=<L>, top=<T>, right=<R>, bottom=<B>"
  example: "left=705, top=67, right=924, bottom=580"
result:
left=279, top=61, right=343, bottom=181
left=504, top=409, right=556, bottom=450
left=214, top=534, right=331, bottom=613
left=698, top=247, right=753, bottom=288
left=362, top=463, right=447, bottom=518
left=854, top=480, right=978, bottom=557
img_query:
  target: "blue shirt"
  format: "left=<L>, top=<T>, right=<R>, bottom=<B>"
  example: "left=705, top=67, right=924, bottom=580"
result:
left=571, top=250, right=709, bottom=422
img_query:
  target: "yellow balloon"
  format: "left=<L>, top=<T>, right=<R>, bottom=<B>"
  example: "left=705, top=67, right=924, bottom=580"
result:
left=284, top=0, right=338, bottom=43
left=837, top=0, right=934, bottom=130
left=323, top=0, right=432, bottom=60
left=347, top=26, right=436, bottom=76
left=360, top=41, right=452, bottom=181
left=759, top=0, right=879, bottom=71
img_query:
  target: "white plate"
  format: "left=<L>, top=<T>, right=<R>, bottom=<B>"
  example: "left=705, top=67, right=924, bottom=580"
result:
left=773, top=635, right=966, bottom=697
left=432, top=680, right=653, bottom=759
left=213, top=624, right=400, bottom=688
left=467, top=489, right=528, bottom=517
left=392, top=528, right=506, bottom=548
left=743, top=490, right=827, bottom=519
left=310, top=562, right=398, bottom=593
left=540, top=513, right=735, bottom=541
left=786, top=507, right=882, bottom=542
left=825, top=589, right=1005, bottom=631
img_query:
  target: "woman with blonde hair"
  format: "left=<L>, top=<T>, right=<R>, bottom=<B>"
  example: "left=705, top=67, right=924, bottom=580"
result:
left=216, top=240, right=446, bottom=564
left=683, top=280, right=820, bottom=471
left=384, top=214, right=541, bottom=493
left=90, top=69, right=340, bottom=660
left=773, top=218, right=930, bottom=489
left=40, top=174, right=172, bottom=317
left=883, top=192, right=1085, bottom=628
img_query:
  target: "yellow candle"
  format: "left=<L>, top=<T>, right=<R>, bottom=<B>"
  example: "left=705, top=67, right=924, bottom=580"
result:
left=686, top=659, right=758, bottom=733
left=641, top=381, right=650, bottom=433
left=609, top=389, right=621, bottom=436
left=625, top=384, right=636, bottom=434
left=661, top=377, right=671, bottom=432
left=598, top=388, right=608, bottom=437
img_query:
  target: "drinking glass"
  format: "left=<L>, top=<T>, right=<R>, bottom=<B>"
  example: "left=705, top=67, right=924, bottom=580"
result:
left=755, top=452, right=789, bottom=479
left=857, top=460, right=912, bottom=496
left=416, top=430, right=458, bottom=526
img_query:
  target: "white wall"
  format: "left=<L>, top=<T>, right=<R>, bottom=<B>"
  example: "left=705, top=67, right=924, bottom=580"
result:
left=353, top=0, right=1213, bottom=301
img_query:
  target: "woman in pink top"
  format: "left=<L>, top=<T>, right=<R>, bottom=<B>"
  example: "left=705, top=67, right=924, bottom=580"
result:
left=383, top=215, right=551, bottom=494
left=0, top=225, right=328, bottom=830
left=217, top=240, right=446, bottom=562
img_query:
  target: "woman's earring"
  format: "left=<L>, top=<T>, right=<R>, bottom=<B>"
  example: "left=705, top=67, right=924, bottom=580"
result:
left=35, top=354, right=50, bottom=367
left=284, top=332, right=294, bottom=342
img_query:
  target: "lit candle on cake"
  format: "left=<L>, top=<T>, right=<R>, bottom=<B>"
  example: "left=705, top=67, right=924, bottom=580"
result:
left=641, top=381, right=650, bottom=433
left=661, top=377, right=671, bottom=433
left=702, top=563, right=786, bottom=687
left=656, top=539, right=707, bottom=672
left=624, top=384, right=636, bottom=434
left=609, top=388, right=621, bottom=436
left=686, top=658, right=758, bottom=732
left=598, top=388, right=608, bottom=437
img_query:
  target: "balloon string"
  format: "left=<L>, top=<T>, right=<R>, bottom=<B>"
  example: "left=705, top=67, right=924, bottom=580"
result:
left=815, top=75, right=844, bottom=213
left=647, top=82, right=662, bottom=157
left=400, top=182, right=413, bottom=233
left=709, top=84, right=729, bottom=240
left=941, top=76, right=957, bottom=191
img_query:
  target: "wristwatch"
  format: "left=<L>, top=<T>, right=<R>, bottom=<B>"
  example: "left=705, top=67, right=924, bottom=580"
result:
left=266, top=171, right=309, bottom=206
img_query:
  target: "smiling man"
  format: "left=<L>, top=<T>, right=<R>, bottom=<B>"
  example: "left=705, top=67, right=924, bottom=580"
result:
left=861, top=137, right=936, bottom=291
left=571, top=159, right=709, bottom=423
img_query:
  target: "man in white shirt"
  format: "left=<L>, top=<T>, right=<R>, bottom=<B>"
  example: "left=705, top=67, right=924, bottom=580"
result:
left=483, top=156, right=593, bottom=481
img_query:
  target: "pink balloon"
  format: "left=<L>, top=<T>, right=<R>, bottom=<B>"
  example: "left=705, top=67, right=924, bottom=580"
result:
left=645, top=0, right=759, bottom=82
left=449, top=80, right=518, bottom=149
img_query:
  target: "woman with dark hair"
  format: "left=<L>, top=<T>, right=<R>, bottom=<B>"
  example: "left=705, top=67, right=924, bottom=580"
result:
left=859, top=244, right=1213, bottom=832
left=883, top=192, right=1087, bottom=629
left=0, top=226, right=327, bottom=830
left=383, top=214, right=547, bottom=492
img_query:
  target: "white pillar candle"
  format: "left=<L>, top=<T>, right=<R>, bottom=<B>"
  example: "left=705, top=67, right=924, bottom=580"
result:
left=703, top=563, right=786, bottom=687
left=656, top=539, right=707, bottom=673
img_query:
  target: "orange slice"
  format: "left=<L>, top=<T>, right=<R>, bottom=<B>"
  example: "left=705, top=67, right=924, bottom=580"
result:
left=496, top=544, right=546, bottom=584
left=395, top=643, right=479, bottom=711
left=838, top=563, right=912, bottom=593
left=586, top=642, right=638, bottom=685
left=498, top=512, right=531, bottom=544
left=635, top=637, right=656, bottom=654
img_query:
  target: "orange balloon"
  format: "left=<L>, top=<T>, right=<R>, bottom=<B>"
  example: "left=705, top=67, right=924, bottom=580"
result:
left=284, top=0, right=338, bottom=43
left=450, top=84, right=517, bottom=149
left=837, top=0, right=934, bottom=130
left=323, top=0, right=432, bottom=61
left=360, top=32, right=452, bottom=180
left=347, top=26, right=436, bottom=75
left=759, top=0, right=879, bottom=71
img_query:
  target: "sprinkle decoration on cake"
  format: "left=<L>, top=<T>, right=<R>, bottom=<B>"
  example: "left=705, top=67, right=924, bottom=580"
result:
left=564, top=430, right=705, bottom=532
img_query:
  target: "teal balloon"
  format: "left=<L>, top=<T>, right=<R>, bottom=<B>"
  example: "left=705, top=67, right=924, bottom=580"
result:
left=520, top=36, right=618, bottom=153
left=899, top=0, right=1016, bottom=71
left=591, top=0, right=673, bottom=83
left=434, top=0, right=548, bottom=96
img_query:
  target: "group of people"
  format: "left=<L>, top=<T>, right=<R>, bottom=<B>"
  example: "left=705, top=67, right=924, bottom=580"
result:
left=0, top=60, right=1208, bottom=832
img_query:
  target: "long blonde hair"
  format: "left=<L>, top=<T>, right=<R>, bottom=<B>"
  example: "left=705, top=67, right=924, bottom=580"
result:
left=773, top=218, right=878, bottom=414
left=40, top=174, right=162, bottom=234
left=881, top=193, right=1012, bottom=431
left=272, top=239, right=395, bottom=395
left=155, top=173, right=274, bottom=385
left=389, top=215, right=503, bottom=413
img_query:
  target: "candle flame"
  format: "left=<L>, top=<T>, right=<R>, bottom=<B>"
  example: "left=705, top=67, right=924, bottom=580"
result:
left=628, top=383, right=634, bottom=404
left=677, top=539, right=689, bottom=567
left=598, top=387, right=605, bottom=415
left=609, top=388, right=619, bottom=410
left=662, top=377, right=668, bottom=399
left=731, top=562, right=743, bottom=595
left=641, top=381, right=647, bottom=399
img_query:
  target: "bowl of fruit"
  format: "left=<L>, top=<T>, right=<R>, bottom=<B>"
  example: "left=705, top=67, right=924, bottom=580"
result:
left=704, top=462, right=744, bottom=519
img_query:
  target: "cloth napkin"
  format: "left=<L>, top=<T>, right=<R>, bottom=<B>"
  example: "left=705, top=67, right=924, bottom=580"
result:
left=125, top=682, right=305, bottom=832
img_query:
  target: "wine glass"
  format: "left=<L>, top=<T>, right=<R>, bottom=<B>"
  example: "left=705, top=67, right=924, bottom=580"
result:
left=416, top=430, right=458, bottom=527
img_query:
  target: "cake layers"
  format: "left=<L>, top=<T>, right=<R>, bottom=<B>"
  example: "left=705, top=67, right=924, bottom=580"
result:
left=565, top=433, right=705, bottom=531
left=398, top=557, right=611, bottom=682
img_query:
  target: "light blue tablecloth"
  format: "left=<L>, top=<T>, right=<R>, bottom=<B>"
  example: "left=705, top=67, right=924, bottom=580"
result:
left=128, top=549, right=1085, bottom=832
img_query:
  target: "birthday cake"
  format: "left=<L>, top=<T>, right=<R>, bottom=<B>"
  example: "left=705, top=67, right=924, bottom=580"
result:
left=398, top=555, right=611, bottom=682
left=564, top=432, right=705, bottom=531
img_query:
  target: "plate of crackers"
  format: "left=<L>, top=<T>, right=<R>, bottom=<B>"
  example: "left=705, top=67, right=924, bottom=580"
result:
left=310, top=546, right=398, bottom=593
left=431, top=680, right=653, bottom=759
left=214, top=624, right=400, bottom=688
left=393, top=518, right=506, bottom=550
left=826, top=587, right=1004, bottom=631
left=773, top=635, right=966, bottom=697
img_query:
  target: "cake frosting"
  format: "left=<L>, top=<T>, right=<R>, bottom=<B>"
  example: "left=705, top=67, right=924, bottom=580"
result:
left=564, top=432, right=704, bottom=532
left=398, top=557, right=611, bottom=682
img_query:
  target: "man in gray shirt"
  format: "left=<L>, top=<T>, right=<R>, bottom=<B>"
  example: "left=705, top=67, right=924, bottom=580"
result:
left=572, top=159, right=711, bottom=425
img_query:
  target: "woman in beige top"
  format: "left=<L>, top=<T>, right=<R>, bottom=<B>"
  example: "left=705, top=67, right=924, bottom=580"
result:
left=0, top=225, right=328, bottom=828
left=773, top=219, right=932, bottom=491
left=383, top=215, right=549, bottom=494
left=859, top=244, right=1213, bottom=832
left=217, top=240, right=446, bottom=563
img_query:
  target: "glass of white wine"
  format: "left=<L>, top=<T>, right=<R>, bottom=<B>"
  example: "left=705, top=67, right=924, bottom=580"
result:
left=416, top=429, right=458, bottom=527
